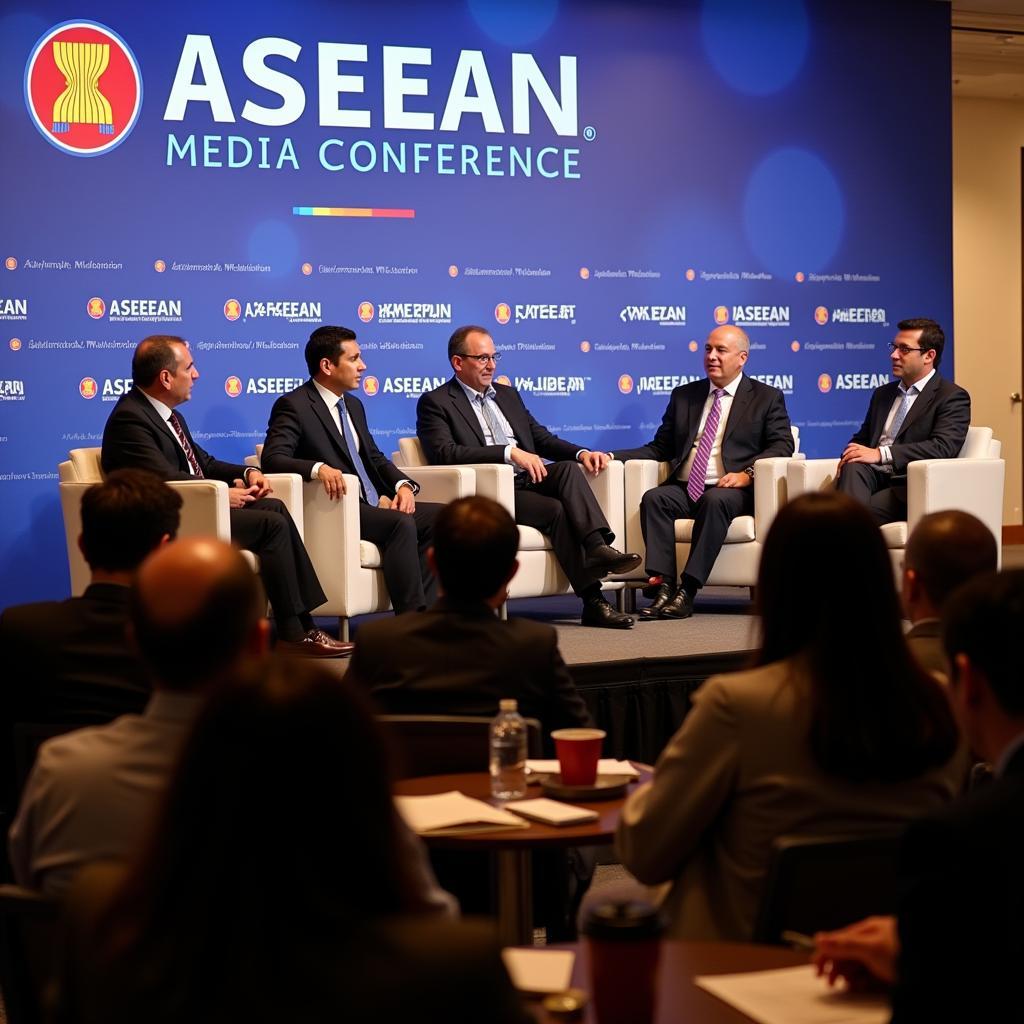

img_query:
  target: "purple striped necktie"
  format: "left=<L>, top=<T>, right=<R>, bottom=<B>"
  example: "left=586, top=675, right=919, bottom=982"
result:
left=169, top=411, right=204, bottom=478
left=687, top=388, right=725, bottom=503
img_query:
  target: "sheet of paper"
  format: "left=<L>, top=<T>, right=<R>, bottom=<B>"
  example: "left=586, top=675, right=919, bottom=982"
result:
left=394, top=791, right=528, bottom=835
left=501, top=948, right=575, bottom=994
left=695, top=965, right=889, bottom=1024
left=503, top=797, right=599, bottom=826
left=525, top=758, right=638, bottom=778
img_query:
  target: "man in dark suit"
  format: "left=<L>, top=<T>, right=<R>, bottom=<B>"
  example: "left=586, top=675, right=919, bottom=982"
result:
left=417, top=325, right=640, bottom=629
left=835, top=317, right=970, bottom=525
left=101, top=335, right=349, bottom=658
left=902, top=509, right=997, bottom=679
left=615, top=325, right=794, bottom=620
left=814, top=569, right=1024, bottom=1022
left=0, top=469, right=180, bottom=812
left=261, top=326, right=438, bottom=614
left=347, top=496, right=591, bottom=736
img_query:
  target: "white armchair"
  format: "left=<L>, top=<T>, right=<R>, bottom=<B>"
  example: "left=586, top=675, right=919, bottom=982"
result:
left=619, top=426, right=803, bottom=598
left=395, top=436, right=626, bottom=606
left=57, top=447, right=304, bottom=596
left=248, top=444, right=476, bottom=638
left=786, top=426, right=1005, bottom=576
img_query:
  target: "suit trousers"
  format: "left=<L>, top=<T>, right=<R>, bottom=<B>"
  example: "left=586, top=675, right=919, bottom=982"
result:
left=513, top=461, right=613, bottom=596
left=359, top=501, right=440, bottom=613
left=639, top=480, right=754, bottom=586
left=229, top=498, right=326, bottom=623
left=835, top=464, right=907, bottom=525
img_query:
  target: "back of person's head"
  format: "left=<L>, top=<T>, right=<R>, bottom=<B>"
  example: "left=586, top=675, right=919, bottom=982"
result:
left=898, top=317, right=945, bottom=367
left=904, top=510, right=998, bottom=610
left=305, top=325, right=356, bottom=377
left=757, top=492, right=958, bottom=782
left=944, top=569, right=1024, bottom=717
left=80, top=469, right=182, bottom=572
left=432, top=496, right=519, bottom=601
left=129, top=538, right=264, bottom=691
left=131, top=335, right=185, bottom=387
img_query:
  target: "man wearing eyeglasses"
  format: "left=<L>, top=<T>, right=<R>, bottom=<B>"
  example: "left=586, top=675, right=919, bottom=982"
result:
left=417, top=325, right=641, bottom=629
left=836, top=318, right=970, bottom=525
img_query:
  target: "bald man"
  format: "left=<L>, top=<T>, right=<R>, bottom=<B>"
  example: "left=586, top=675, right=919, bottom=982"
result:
left=617, top=325, right=794, bottom=619
left=9, top=539, right=268, bottom=895
left=902, top=510, right=998, bottom=678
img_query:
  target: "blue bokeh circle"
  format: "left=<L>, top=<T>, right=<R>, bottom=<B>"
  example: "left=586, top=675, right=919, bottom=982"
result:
left=467, top=0, right=559, bottom=46
left=247, top=221, right=299, bottom=278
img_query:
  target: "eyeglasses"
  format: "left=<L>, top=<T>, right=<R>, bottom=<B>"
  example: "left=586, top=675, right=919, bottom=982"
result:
left=889, top=342, right=925, bottom=356
left=458, top=352, right=501, bottom=364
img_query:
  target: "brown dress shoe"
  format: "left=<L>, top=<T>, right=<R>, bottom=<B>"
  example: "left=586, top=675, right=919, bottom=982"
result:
left=278, top=629, right=354, bottom=659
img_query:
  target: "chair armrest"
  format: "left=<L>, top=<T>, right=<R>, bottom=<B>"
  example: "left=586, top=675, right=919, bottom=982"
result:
left=786, top=458, right=839, bottom=498
left=244, top=454, right=259, bottom=469
left=907, top=458, right=1005, bottom=544
left=262, top=473, right=304, bottom=537
left=298, top=476, right=363, bottom=612
left=396, top=465, right=477, bottom=504
left=584, top=460, right=625, bottom=541
left=465, top=464, right=516, bottom=515
left=623, top=460, right=670, bottom=555
left=753, top=457, right=794, bottom=538
left=167, top=479, right=232, bottom=541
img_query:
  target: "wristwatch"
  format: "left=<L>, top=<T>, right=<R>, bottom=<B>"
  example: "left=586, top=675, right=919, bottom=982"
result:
left=743, top=466, right=754, bottom=480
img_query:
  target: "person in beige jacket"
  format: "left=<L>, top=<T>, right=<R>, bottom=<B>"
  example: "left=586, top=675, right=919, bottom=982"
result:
left=616, top=492, right=967, bottom=941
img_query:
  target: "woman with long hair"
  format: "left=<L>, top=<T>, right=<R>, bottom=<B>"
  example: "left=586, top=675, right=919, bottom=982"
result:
left=617, top=491, right=965, bottom=940
left=55, top=658, right=528, bottom=1024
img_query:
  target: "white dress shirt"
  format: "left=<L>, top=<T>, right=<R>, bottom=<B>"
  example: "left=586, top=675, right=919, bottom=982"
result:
left=878, top=368, right=935, bottom=465
left=677, top=374, right=743, bottom=485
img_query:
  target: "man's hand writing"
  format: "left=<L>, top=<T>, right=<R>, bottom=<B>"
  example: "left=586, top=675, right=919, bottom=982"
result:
left=813, top=916, right=898, bottom=991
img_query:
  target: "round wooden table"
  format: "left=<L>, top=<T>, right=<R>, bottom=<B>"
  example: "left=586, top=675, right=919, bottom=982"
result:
left=394, top=768, right=651, bottom=945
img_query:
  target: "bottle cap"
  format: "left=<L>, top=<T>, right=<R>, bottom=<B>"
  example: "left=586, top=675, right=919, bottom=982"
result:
left=499, top=698, right=518, bottom=712
left=581, top=900, right=665, bottom=941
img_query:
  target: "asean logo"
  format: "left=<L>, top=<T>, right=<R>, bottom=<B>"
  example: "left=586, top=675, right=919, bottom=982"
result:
left=10, top=338, right=23, bottom=351
left=817, top=373, right=833, bottom=393
left=224, top=299, right=241, bottom=321
left=224, top=376, right=242, bottom=398
left=362, top=375, right=380, bottom=396
left=358, top=301, right=374, bottom=323
left=713, top=306, right=730, bottom=325
left=579, top=341, right=590, bottom=353
left=25, top=21, right=142, bottom=157
left=814, top=306, right=829, bottom=325
left=79, top=376, right=98, bottom=399
left=154, top=259, right=166, bottom=273
left=617, top=374, right=634, bottom=395
left=495, top=374, right=512, bottom=386
left=5, top=258, right=17, bottom=271
left=494, top=303, right=511, bottom=325
left=87, top=297, right=105, bottom=319
left=688, top=340, right=699, bottom=353
left=685, top=269, right=695, bottom=281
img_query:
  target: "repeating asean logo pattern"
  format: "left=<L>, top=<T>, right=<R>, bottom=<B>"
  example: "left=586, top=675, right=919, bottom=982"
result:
left=24, top=21, right=142, bottom=157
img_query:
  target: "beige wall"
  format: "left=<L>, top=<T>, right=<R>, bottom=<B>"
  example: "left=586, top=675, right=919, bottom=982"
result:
left=953, top=96, right=1024, bottom=526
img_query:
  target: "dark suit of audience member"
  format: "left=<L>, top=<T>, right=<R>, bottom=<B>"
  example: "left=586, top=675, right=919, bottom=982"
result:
left=835, top=318, right=970, bottom=526
left=0, top=470, right=180, bottom=813
left=100, top=336, right=345, bottom=656
left=261, top=327, right=438, bottom=612
left=416, top=325, right=638, bottom=628
left=615, top=326, right=793, bottom=619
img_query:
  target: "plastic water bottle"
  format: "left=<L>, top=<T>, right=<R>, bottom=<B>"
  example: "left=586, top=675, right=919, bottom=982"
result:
left=490, top=698, right=528, bottom=800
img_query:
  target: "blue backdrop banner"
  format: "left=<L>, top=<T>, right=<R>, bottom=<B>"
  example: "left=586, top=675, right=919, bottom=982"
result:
left=0, top=0, right=952, bottom=606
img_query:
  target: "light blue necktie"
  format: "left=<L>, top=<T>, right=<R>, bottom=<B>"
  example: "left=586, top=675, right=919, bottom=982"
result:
left=885, top=384, right=917, bottom=443
left=477, top=391, right=511, bottom=446
left=338, top=397, right=379, bottom=506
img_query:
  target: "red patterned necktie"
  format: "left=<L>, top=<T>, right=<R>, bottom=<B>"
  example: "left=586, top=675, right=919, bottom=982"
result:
left=169, top=411, right=204, bottom=478
left=687, top=388, right=725, bottom=503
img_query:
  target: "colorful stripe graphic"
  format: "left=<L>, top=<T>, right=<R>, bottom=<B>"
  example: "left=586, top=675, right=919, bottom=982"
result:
left=292, top=207, right=415, bottom=219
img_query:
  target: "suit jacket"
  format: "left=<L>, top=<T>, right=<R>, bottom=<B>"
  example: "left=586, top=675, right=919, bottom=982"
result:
left=101, top=386, right=248, bottom=482
left=891, top=743, right=1024, bottom=1022
left=614, top=375, right=794, bottom=474
left=417, top=378, right=582, bottom=465
left=261, top=380, right=416, bottom=499
left=347, top=598, right=591, bottom=741
left=849, top=373, right=970, bottom=478
left=0, top=584, right=151, bottom=811
left=616, top=658, right=966, bottom=940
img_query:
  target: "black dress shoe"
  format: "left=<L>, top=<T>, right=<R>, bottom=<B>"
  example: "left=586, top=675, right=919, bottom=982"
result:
left=659, top=589, right=695, bottom=620
left=638, top=583, right=676, bottom=620
left=582, top=544, right=643, bottom=577
left=581, top=597, right=635, bottom=629
left=278, top=629, right=355, bottom=659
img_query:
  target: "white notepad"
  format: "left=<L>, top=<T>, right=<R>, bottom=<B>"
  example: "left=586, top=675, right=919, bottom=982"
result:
left=394, top=791, right=529, bottom=835
left=502, top=797, right=599, bottom=826
left=525, top=758, right=639, bottom=778
left=695, top=965, right=889, bottom=1024
left=502, top=948, right=576, bottom=995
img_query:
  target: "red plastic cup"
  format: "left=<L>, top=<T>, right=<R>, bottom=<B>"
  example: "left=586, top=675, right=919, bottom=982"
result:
left=551, top=728, right=606, bottom=786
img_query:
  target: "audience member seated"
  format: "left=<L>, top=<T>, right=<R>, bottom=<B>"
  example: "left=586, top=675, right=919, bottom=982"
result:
left=814, top=569, right=1024, bottom=1022
left=348, top=496, right=591, bottom=741
left=901, top=509, right=997, bottom=680
left=615, top=492, right=966, bottom=941
left=52, top=659, right=526, bottom=1024
left=0, top=469, right=181, bottom=812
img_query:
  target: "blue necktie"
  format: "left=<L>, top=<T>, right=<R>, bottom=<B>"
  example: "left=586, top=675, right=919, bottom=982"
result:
left=884, top=385, right=917, bottom=444
left=477, top=391, right=511, bottom=446
left=338, top=398, right=379, bottom=506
